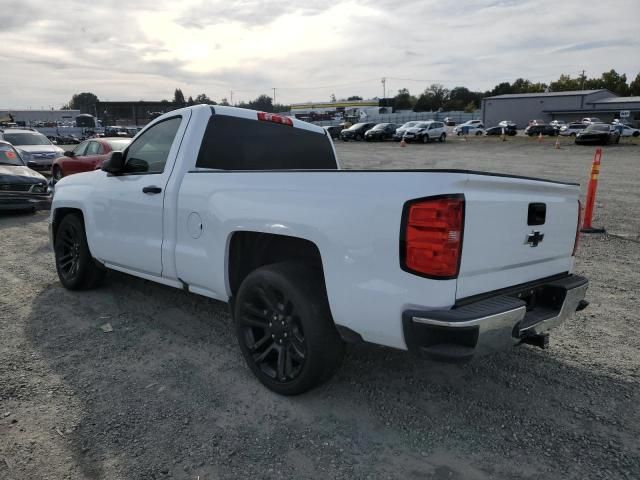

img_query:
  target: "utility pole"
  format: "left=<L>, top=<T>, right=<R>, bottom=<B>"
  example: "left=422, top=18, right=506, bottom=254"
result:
left=230, top=90, right=233, bottom=105
left=581, top=70, right=586, bottom=90
left=272, top=88, right=277, bottom=104
left=381, top=77, right=386, bottom=99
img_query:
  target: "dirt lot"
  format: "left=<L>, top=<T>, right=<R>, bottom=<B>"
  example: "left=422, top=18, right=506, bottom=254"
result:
left=1, top=136, right=639, bottom=479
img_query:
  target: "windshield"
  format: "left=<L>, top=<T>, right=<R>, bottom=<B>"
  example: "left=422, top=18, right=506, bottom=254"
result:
left=106, top=139, right=132, bottom=151
left=415, top=122, right=430, bottom=128
left=0, top=144, right=24, bottom=166
left=348, top=123, right=367, bottom=130
left=3, top=132, right=52, bottom=146
left=585, top=124, right=609, bottom=132
left=400, top=122, right=419, bottom=129
left=372, top=124, right=389, bottom=130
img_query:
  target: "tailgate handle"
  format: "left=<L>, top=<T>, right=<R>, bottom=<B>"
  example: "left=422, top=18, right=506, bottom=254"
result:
left=528, top=203, right=546, bottom=226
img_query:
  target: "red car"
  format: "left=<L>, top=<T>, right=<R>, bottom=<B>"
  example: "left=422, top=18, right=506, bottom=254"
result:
left=52, top=137, right=132, bottom=180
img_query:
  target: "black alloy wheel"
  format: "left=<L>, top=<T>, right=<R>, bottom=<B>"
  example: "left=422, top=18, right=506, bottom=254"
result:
left=234, top=262, right=344, bottom=395
left=54, top=214, right=105, bottom=290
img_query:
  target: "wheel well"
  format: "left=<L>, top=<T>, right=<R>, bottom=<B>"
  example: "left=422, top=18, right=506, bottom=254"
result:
left=52, top=208, right=83, bottom=243
left=228, top=232, right=324, bottom=297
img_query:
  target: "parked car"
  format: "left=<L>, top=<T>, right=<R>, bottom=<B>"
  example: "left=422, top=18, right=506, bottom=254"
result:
left=453, top=123, right=485, bottom=136
left=50, top=105, right=588, bottom=394
left=498, top=120, right=518, bottom=128
left=581, top=117, right=602, bottom=125
left=575, top=123, right=620, bottom=145
left=485, top=126, right=517, bottom=136
left=322, top=125, right=342, bottom=139
left=392, top=121, right=422, bottom=141
left=0, top=129, right=65, bottom=171
left=340, top=122, right=377, bottom=141
left=443, top=117, right=456, bottom=126
left=402, top=121, right=447, bottom=143
left=0, top=140, right=50, bottom=211
left=615, top=124, right=640, bottom=137
left=364, top=123, right=398, bottom=141
left=559, top=123, right=588, bottom=137
left=524, top=124, right=559, bottom=136
left=51, top=137, right=132, bottom=181
left=550, top=120, right=566, bottom=128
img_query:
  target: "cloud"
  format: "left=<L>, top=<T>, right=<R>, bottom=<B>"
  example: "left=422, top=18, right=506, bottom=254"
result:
left=0, top=0, right=639, bottom=107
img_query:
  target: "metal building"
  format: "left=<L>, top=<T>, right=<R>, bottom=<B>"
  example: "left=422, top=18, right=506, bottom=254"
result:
left=481, top=90, right=640, bottom=128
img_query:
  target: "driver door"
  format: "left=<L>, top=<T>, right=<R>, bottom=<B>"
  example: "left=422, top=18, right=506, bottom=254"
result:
left=88, top=114, right=189, bottom=276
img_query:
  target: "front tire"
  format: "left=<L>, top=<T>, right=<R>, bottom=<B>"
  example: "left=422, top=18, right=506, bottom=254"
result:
left=234, top=262, right=345, bottom=395
left=52, top=166, right=63, bottom=182
left=54, top=214, right=106, bottom=290
left=439, top=133, right=446, bottom=142
left=422, top=135, right=430, bottom=144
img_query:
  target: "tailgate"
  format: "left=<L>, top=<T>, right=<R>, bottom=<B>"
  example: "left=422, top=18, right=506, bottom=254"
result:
left=456, top=174, right=580, bottom=299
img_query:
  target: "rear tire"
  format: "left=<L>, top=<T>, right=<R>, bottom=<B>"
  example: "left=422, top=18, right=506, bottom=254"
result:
left=54, top=214, right=105, bottom=290
left=356, top=134, right=363, bottom=141
left=52, top=166, right=63, bottom=182
left=234, top=262, right=345, bottom=395
left=422, top=135, right=430, bottom=144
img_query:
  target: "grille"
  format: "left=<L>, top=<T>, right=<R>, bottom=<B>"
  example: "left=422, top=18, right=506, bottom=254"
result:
left=0, top=184, right=31, bottom=192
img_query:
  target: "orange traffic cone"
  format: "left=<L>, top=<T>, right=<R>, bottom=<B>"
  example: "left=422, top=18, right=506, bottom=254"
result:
left=538, top=132, right=543, bottom=142
left=400, top=138, right=407, bottom=147
left=555, top=136, right=561, bottom=149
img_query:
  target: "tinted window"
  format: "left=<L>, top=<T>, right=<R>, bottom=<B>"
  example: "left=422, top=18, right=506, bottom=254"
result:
left=73, top=141, right=89, bottom=156
left=125, top=116, right=182, bottom=174
left=86, top=141, right=101, bottom=155
left=3, top=132, right=51, bottom=146
left=196, top=114, right=337, bottom=170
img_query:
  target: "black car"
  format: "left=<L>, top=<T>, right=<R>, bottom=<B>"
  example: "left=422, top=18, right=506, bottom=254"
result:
left=0, top=141, right=50, bottom=212
left=364, top=123, right=398, bottom=141
left=485, top=125, right=517, bottom=136
left=575, top=124, right=620, bottom=145
left=340, top=122, right=377, bottom=141
left=323, top=125, right=343, bottom=139
left=524, top=124, right=559, bottom=136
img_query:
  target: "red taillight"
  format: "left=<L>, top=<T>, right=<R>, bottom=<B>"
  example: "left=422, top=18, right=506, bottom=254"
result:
left=401, top=195, right=465, bottom=278
left=257, top=112, right=293, bottom=126
left=573, top=200, right=582, bottom=256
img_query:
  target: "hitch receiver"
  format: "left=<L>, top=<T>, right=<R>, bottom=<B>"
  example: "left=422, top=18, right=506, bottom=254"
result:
left=521, top=332, right=550, bottom=349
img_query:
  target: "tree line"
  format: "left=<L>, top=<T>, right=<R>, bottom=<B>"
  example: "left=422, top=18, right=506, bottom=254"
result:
left=392, top=69, right=640, bottom=112
left=63, top=69, right=640, bottom=116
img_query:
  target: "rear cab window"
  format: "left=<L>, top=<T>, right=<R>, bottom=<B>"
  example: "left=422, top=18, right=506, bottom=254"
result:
left=196, top=113, right=338, bottom=170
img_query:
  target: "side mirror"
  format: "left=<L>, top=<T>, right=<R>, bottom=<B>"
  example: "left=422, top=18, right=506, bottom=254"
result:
left=101, top=151, right=125, bottom=174
left=124, top=157, right=149, bottom=173
left=64, top=150, right=75, bottom=157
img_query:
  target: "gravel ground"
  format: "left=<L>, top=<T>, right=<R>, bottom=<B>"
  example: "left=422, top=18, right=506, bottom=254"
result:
left=1, top=136, right=638, bottom=479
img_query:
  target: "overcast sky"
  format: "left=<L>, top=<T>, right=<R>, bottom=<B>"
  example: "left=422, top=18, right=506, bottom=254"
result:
left=1, top=0, right=639, bottom=108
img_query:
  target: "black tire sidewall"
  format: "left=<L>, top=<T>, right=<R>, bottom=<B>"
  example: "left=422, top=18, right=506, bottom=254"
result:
left=234, top=262, right=343, bottom=395
left=54, top=214, right=101, bottom=290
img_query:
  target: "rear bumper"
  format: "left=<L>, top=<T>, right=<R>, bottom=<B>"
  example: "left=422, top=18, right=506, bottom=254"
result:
left=403, top=274, right=588, bottom=361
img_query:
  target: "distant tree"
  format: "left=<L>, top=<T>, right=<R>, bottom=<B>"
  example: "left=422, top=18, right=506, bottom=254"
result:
left=464, top=101, right=477, bottom=113
left=194, top=93, right=216, bottom=105
left=629, top=73, right=640, bottom=96
left=549, top=74, right=582, bottom=92
left=599, top=69, right=629, bottom=96
left=68, top=92, right=99, bottom=114
left=219, top=98, right=230, bottom=106
left=173, top=88, right=186, bottom=106
left=237, top=94, right=274, bottom=112
left=330, top=93, right=337, bottom=102
left=394, top=88, right=415, bottom=110
left=446, top=87, right=483, bottom=110
left=347, top=95, right=363, bottom=101
left=487, top=82, right=513, bottom=96
left=187, top=96, right=194, bottom=106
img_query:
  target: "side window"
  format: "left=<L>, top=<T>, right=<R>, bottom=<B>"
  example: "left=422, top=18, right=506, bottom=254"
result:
left=73, top=141, right=89, bottom=156
left=124, top=116, right=182, bottom=174
left=86, top=141, right=101, bottom=155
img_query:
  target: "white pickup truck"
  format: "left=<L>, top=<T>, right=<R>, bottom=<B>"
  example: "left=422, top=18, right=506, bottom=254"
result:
left=49, top=105, right=589, bottom=395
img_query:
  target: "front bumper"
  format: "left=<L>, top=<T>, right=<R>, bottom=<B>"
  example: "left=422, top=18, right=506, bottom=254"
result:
left=403, top=274, right=588, bottom=361
left=0, top=192, right=51, bottom=211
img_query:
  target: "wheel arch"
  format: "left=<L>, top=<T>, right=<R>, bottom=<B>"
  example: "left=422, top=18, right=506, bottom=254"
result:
left=51, top=207, right=84, bottom=245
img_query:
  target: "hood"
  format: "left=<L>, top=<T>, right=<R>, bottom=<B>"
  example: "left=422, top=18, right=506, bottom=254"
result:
left=405, top=127, right=425, bottom=134
left=16, top=144, right=62, bottom=154
left=0, top=165, right=48, bottom=184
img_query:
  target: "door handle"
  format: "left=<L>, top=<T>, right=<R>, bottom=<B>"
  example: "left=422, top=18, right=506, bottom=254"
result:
left=142, top=186, right=162, bottom=194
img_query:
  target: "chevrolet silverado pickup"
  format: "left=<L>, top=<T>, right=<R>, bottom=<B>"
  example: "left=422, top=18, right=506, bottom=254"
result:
left=49, top=105, right=588, bottom=395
